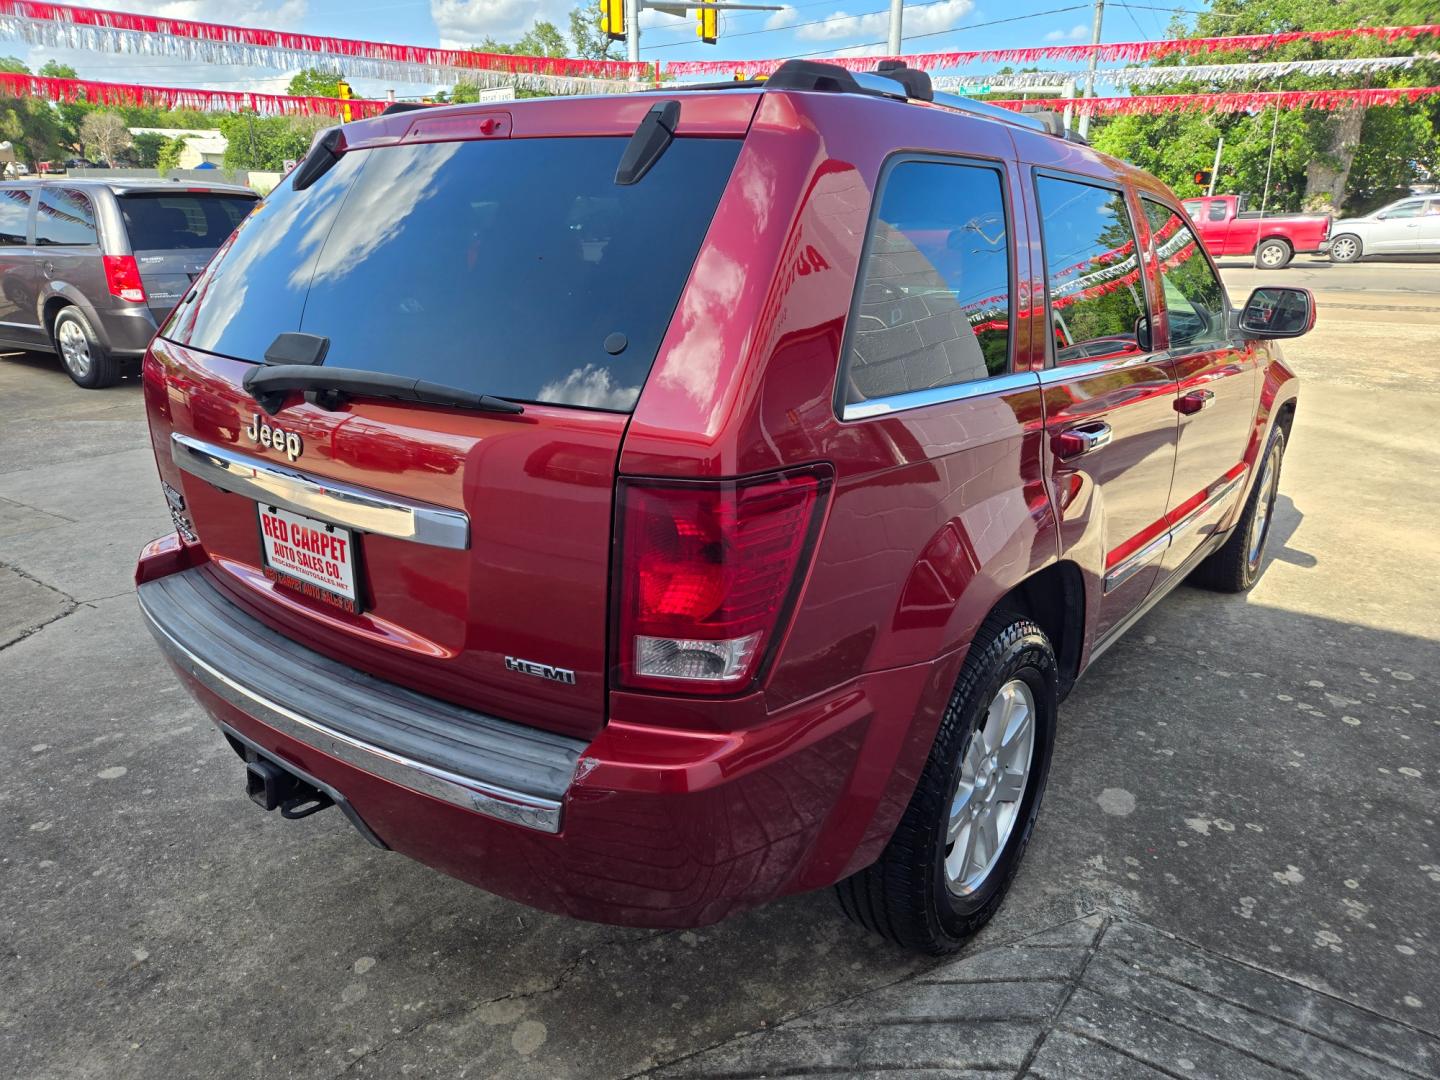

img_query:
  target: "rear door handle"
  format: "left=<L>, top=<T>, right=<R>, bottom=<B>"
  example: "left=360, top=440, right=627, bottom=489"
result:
left=1053, top=422, right=1112, bottom=460
left=1176, top=389, right=1215, bottom=415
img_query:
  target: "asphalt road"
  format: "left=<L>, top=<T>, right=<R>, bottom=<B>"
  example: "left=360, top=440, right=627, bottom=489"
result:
left=2, top=260, right=1438, bottom=1079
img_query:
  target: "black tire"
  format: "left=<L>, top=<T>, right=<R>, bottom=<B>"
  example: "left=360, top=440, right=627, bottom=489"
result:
left=836, top=612, right=1058, bottom=954
left=1255, top=238, right=1292, bottom=270
left=1328, top=233, right=1362, bottom=263
left=52, top=305, right=120, bottom=389
left=1190, top=427, right=1286, bottom=593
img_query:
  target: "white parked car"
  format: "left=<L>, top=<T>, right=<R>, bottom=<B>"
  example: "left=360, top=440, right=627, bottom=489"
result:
left=1324, top=194, right=1440, bottom=261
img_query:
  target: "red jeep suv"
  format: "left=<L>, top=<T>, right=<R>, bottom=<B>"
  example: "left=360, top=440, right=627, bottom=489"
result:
left=135, top=62, right=1311, bottom=953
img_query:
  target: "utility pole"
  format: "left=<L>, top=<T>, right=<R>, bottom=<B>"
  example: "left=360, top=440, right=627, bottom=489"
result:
left=626, top=0, right=640, bottom=63
left=1208, top=136, right=1223, bottom=196
left=888, top=0, right=903, bottom=55
left=1078, top=0, right=1104, bottom=139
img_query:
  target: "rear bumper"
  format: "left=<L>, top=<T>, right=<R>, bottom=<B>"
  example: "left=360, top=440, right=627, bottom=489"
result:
left=136, top=539, right=946, bottom=927
left=96, top=304, right=160, bottom=357
left=138, top=565, right=582, bottom=833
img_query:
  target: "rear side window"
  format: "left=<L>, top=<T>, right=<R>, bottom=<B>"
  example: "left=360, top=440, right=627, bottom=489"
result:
left=1207, top=201, right=1227, bottom=222
left=0, top=188, right=30, bottom=245
left=119, top=193, right=254, bottom=250
left=842, top=158, right=1011, bottom=412
left=36, top=188, right=97, bottom=246
left=166, top=137, right=740, bottom=411
left=1035, top=176, right=1146, bottom=365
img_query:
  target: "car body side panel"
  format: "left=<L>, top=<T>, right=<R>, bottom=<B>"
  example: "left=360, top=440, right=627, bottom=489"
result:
left=617, top=94, right=1059, bottom=886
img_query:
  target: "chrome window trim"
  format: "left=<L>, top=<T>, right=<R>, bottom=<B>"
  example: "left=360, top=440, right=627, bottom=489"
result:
left=139, top=597, right=564, bottom=833
left=834, top=151, right=1018, bottom=422
left=1036, top=352, right=1161, bottom=385
left=171, top=433, right=469, bottom=550
left=842, top=370, right=1040, bottom=420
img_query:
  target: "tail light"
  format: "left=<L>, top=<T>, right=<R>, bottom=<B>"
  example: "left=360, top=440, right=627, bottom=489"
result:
left=102, top=255, right=147, bottom=304
left=613, top=466, right=831, bottom=696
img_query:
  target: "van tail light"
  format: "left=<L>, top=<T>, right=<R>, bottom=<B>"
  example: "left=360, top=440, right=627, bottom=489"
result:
left=613, top=466, right=831, bottom=696
left=102, top=255, right=147, bottom=304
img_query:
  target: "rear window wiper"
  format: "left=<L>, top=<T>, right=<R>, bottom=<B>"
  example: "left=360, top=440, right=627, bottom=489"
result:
left=242, top=365, right=524, bottom=417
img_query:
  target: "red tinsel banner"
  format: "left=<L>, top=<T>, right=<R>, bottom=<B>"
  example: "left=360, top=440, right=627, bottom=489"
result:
left=0, top=70, right=389, bottom=119
left=0, top=0, right=649, bottom=88
left=665, top=24, right=1440, bottom=77
left=993, top=85, right=1440, bottom=115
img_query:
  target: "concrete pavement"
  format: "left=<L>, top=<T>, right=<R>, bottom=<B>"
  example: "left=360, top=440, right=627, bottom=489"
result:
left=1, top=265, right=1437, bottom=1079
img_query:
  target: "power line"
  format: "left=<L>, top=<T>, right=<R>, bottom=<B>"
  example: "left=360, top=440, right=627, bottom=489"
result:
left=645, top=1, right=1088, bottom=53
left=788, top=4, right=1095, bottom=57
left=643, top=0, right=929, bottom=50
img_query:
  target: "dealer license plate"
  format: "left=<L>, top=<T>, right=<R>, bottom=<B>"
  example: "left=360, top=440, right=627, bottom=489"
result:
left=257, top=504, right=360, bottom=613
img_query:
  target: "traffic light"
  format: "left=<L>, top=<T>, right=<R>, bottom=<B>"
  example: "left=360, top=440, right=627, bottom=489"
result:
left=600, top=0, right=625, bottom=41
left=337, top=79, right=353, bottom=123
left=697, top=0, right=718, bottom=43
left=1193, top=170, right=1212, bottom=187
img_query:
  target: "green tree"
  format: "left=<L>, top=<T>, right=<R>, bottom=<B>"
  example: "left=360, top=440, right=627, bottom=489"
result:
left=0, top=96, right=65, bottom=164
left=569, top=3, right=617, bottom=61
left=1088, top=0, right=1440, bottom=212
left=450, top=6, right=612, bottom=101
left=155, top=133, right=188, bottom=173
left=287, top=68, right=345, bottom=98
left=218, top=112, right=326, bottom=170
left=37, top=60, right=77, bottom=79
left=129, top=130, right=168, bottom=167
left=0, top=56, right=28, bottom=75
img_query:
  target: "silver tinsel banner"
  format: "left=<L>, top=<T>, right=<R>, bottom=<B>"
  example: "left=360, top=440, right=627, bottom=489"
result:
left=933, top=55, right=1422, bottom=93
left=0, top=13, right=640, bottom=95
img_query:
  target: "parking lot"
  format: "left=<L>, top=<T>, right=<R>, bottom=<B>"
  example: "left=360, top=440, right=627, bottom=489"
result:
left=2, top=259, right=1438, bottom=1079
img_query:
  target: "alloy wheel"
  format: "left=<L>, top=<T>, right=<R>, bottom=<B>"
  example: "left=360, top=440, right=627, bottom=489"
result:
left=1247, top=444, right=1282, bottom=572
left=1259, top=244, right=1286, bottom=267
left=1330, top=237, right=1359, bottom=261
left=944, top=678, right=1036, bottom=895
left=58, top=319, right=91, bottom=380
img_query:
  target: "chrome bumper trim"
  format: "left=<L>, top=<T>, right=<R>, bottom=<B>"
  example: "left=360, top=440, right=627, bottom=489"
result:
left=138, top=590, right=566, bottom=834
left=171, top=433, right=469, bottom=550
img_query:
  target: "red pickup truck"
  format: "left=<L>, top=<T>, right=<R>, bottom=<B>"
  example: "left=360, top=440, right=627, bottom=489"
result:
left=1182, top=194, right=1330, bottom=269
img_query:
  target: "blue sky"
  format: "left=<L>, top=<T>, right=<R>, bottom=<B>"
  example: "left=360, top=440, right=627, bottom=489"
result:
left=0, top=0, right=1202, bottom=99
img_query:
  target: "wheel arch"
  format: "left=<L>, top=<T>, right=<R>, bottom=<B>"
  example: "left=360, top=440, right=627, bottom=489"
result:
left=991, top=560, right=1085, bottom=699
left=40, top=286, right=112, bottom=352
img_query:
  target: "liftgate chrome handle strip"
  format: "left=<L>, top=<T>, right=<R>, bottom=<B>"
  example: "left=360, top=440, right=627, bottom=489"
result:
left=171, top=433, right=469, bottom=550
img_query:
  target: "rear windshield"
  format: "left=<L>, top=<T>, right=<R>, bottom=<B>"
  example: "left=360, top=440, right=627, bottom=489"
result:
left=163, top=136, right=742, bottom=411
left=119, top=193, right=257, bottom=250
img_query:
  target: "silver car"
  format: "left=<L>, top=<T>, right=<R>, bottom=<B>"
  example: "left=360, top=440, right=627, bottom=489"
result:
left=1324, top=193, right=1440, bottom=263
left=0, top=178, right=259, bottom=387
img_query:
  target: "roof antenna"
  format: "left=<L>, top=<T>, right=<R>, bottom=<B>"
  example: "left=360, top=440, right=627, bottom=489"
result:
left=615, top=100, right=680, bottom=186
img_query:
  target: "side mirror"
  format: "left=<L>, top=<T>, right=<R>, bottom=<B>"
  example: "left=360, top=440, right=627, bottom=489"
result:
left=1239, top=287, right=1315, bottom=339
left=1134, top=313, right=1152, bottom=352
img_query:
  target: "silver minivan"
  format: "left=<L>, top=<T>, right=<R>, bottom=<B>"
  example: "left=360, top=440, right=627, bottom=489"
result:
left=0, top=178, right=259, bottom=387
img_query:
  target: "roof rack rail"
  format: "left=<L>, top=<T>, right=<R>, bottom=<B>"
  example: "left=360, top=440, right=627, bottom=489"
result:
left=667, top=59, right=1088, bottom=144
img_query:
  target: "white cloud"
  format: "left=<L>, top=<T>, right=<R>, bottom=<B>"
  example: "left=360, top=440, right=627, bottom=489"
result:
left=1043, top=23, right=1091, bottom=42
left=430, top=0, right=572, bottom=48
left=64, top=0, right=306, bottom=28
left=795, top=0, right=973, bottom=43
left=764, top=5, right=797, bottom=30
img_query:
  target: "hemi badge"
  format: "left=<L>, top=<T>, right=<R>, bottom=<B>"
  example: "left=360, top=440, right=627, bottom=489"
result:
left=504, top=657, right=576, bottom=685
